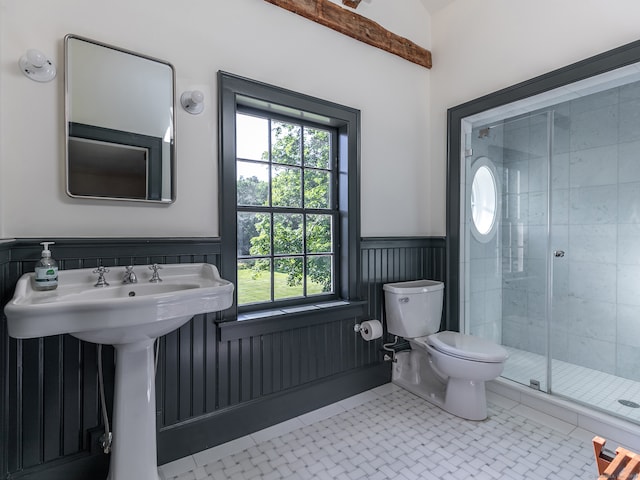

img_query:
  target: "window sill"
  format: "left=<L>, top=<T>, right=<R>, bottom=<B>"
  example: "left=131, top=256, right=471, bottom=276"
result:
left=219, top=300, right=367, bottom=341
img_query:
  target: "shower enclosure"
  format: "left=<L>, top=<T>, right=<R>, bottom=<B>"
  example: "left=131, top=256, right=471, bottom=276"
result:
left=447, top=40, right=640, bottom=423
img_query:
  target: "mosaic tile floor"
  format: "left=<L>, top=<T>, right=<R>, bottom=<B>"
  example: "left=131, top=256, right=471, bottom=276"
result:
left=503, top=347, right=640, bottom=423
left=160, top=384, right=597, bottom=480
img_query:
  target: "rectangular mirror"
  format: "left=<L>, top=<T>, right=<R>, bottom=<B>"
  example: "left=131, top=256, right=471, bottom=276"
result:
left=65, top=34, right=176, bottom=203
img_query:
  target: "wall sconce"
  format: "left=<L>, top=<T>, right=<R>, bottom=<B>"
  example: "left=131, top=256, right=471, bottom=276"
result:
left=19, top=49, right=56, bottom=82
left=180, top=90, right=204, bottom=115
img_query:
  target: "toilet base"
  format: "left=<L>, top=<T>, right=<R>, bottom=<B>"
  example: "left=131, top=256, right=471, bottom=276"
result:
left=392, top=351, right=446, bottom=410
left=443, top=377, right=488, bottom=421
left=392, top=350, right=489, bottom=421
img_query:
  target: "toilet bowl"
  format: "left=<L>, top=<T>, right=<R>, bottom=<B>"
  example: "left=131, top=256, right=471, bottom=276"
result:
left=384, top=280, right=508, bottom=421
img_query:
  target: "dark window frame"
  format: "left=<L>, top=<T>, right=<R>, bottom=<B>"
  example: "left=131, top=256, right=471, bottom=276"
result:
left=218, top=71, right=361, bottom=322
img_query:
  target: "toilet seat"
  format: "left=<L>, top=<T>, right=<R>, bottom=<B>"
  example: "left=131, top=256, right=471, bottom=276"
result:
left=422, top=331, right=508, bottom=363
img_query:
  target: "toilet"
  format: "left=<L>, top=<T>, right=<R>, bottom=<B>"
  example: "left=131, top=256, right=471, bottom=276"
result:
left=383, top=279, right=508, bottom=421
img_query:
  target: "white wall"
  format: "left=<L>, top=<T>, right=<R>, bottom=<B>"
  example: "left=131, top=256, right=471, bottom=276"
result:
left=0, top=0, right=431, bottom=238
left=429, top=0, right=640, bottom=236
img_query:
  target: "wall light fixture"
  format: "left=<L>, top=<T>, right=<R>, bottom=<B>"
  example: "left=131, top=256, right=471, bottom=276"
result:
left=19, top=49, right=56, bottom=82
left=180, top=90, right=204, bottom=115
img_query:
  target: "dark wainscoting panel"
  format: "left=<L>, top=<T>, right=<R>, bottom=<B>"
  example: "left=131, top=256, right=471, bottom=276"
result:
left=1, top=239, right=221, bottom=480
left=0, top=236, right=446, bottom=480
left=361, top=237, right=446, bottom=324
left=1, top=243, right=10, bottom=480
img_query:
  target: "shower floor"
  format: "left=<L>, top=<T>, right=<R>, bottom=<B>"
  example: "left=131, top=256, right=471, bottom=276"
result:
left=503, top=347, right=640, bottom=423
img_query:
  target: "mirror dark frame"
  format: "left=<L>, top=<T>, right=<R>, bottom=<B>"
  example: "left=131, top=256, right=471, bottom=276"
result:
left=446, top=39, right=640, bottom=332
left=64, top=34, right=176, bottom=203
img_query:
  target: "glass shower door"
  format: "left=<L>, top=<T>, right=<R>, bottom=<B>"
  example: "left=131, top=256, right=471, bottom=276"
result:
left=456, top=61, right=640, bottom=424
left=547, top=92, right=627, bottom=410
left=547, top=77, right=640, bottom=421
left=463, top=111, right=552, bottom=392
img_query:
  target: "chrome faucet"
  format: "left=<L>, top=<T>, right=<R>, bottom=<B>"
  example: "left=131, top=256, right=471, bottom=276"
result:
left=149, top=264, right=163, bottom=283
left=123, top=266, right=138, bottom=284
left=93, top=266, right=110, bottom=287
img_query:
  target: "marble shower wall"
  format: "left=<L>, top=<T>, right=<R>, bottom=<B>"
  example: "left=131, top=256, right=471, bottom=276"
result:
left=499, top=80, right=640, bottom=382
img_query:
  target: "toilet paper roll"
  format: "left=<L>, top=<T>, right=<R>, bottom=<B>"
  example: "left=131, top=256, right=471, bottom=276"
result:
left=360, top=320, right=383, bottom=341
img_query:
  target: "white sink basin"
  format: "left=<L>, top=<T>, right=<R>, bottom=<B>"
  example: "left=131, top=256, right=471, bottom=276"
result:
left=5, top=263, right=233, bottom=344
left=4, top=262, right=234, bottom=480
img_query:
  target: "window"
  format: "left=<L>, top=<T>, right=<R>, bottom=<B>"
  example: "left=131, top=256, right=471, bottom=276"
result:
left=469, top=157, right=499, bottom=242
left=236, top=113, right=336, bottom=305
left=219, top=72, right=360, bottom=318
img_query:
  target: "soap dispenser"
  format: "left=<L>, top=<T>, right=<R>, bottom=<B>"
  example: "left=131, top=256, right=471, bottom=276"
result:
left=34, top=241, right=58, bottom=291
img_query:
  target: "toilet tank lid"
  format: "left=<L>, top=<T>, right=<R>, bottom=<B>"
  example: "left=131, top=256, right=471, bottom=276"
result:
left=383, top=279, right=444, bottom=294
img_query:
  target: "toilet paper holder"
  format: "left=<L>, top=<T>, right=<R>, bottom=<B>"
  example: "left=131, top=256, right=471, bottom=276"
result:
left=354, top=322, right=398, bottom=362
left=353, top=320, right=383, bottom=341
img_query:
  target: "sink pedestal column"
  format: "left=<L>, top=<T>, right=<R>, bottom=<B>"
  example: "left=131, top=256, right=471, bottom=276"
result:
left=108, top=339, right=160, bottom=480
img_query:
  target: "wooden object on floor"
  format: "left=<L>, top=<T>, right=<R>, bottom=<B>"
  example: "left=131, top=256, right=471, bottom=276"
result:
left=342, top=0, right=362, bottom=8
left=593, top=436, right=640, bottom=479
left=264, top=0, right=432, bottom=69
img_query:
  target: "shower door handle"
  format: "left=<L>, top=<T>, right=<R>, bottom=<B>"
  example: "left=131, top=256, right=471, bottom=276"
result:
left=554, top=250, right=565, bottom=258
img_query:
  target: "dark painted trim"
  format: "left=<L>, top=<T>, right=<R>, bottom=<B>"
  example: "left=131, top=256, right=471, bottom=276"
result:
left=0, top=247, right=10, bottom=265
left=157, top=362, right=389, bottom=463
left=219, top=300, right=366, bottom=341
left=446, top=38, right=640, bottom=333
left=0, top=242, right=9, bottom=480
left=217, top=72, right=239, bottom=316
left=7, top=452, right=109, bottom=480
left=361, top=236, right=445, bottom=249
left=8, top=238, right=220, bottom=261
left=446, top=99, right=461, bottom=332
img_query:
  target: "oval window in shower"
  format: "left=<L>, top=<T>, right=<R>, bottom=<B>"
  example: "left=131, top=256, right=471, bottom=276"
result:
left=470, top=157, right=499, bottom=242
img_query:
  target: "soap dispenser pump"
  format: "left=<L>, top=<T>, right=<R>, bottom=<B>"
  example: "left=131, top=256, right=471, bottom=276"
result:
left=34, top=241, right=58, bottom=291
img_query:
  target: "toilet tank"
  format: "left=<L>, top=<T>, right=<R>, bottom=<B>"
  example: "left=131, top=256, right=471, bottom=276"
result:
left=383, top=280, right=444, bottom=338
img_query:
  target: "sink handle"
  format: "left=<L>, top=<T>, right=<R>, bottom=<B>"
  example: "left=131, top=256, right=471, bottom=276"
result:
left=149, top=264, right=163, bottom=283
left=93, top=266, right=110, bottom=287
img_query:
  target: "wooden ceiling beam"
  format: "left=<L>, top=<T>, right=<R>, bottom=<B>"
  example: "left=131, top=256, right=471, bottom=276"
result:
left=342, top=0, right=362, bottom=8
left=264, top=0, right=432, bottom=69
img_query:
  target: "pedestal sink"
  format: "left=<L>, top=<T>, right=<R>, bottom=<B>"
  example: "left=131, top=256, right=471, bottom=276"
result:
left=4, top=263, right=234, bottom=480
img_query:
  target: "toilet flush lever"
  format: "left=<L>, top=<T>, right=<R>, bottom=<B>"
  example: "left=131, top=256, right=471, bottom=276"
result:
left=399, top=297, right=409, bottom=303
left=554, top=250, right=565, bottom=258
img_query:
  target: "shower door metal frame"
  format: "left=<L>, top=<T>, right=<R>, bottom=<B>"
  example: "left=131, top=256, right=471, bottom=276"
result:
left=544, top=110, right=554, bottom=395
